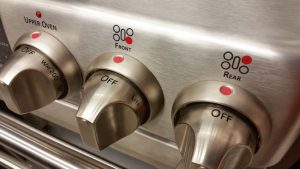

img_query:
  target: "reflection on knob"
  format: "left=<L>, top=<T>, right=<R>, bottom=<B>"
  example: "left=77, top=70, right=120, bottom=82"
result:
left=0, top=45, right=65, bottom=113
left=0, top=31, right=82, bottom=114
left=76, top=53, right=164, bottom=150
left=174, top=103, right=258, bottom=169
left=77, top=71, right=148, bottom=149
left=172, top=81, right=271, bottom=169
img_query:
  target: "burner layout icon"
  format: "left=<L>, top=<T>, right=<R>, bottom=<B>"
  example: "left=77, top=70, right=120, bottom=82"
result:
left=113, top=25, right=134, bottom=45
left=221, top=52, right=252, bottom=74
left=113, top=25, right=134, bottom=52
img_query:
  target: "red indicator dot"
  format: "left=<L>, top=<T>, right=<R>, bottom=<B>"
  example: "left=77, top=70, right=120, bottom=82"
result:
left=36, top=11, right=42, bottom=18
left=113, top=55, right=124, bottom=63
left=31, top=32, right=41, bottom=39
left=242, top=55, right=252, bottom=64
left=220, top=86, right=233, bottom=96
left=125, top=36, right=133, bottom=45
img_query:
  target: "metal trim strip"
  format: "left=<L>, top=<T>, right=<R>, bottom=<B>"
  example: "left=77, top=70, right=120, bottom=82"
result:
left=0, top=111, right=122, bottom=169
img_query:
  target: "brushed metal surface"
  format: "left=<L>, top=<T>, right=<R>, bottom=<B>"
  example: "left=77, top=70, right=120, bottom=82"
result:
left=0, top=111, right=121, bottom=169
left=174, top=103, right=258, bottom=169
left=0, top=31, right=83, bottom=113
left=171, top=81, right=269, bottom=169
left=0, top=45, right=66, bottom=113
left=84, top=53, right=164, bottom=121
left=0, top=151, right=32, bottom=169
left=14, top=31, right=83, bottom=99
left=171, top=81, right=271, bottom=150
left=0, top=0, right=300, bottom=168
left=33, top=100, right=182, bottom=169
left=77, top=71, right=148, bottom=150
left=77, top=53, right=164, bottom=150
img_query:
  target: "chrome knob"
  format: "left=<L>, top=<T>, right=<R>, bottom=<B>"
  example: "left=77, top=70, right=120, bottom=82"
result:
left=0, top=31, right=82, bottom=114
left=172, top=81, right=271, bottom=169
left=174, top=104, right=258, bottom=169
left=76, top=53, right=164, bottom=150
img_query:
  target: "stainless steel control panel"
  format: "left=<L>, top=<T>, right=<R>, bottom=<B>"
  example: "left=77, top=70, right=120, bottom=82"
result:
left=0, top=0, right=300, bottom=169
